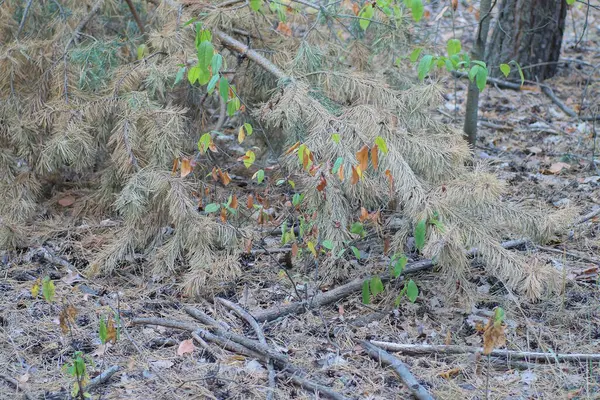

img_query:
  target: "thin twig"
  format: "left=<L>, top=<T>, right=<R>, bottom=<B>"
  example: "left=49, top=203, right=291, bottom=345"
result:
left=361, top=341, right=435, bottom=400
left=540, top=84, right=578, bottom=118
left=216, top=298, right=276, bottom=400
left=369, top=342, right=600, bottom=363
left=85, top=365, right=120, bottom=391
left=16, top=0, right=34, bottom=39
left=124, top=0, right=145, bottom=34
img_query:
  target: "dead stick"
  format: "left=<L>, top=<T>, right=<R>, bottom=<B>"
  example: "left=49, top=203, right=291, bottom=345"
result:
left=216, top=298, right=276, bottom=399
left=361, top=341, right=435, bottom=400
left=0, top=374, right=34, bottom=400
left=124, top=0, right=145, bottom=34
left=369, top=342, right=600, bottom=363
left=85, top=365, right=120, bottom=391
left=285, top=374, right=351, bottom=400
left=252, top=239, right=528, bottom=322
left=16, top=0, right=34, bottom=39
left=540, top=85, right=578, bottom=118
left=576, top=207, right=600, bottom=224
left=191, top=331, right=222, bottom=360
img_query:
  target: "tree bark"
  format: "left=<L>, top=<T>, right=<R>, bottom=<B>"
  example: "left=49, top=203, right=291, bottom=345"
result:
left=463, top=0, right=493, bottom=146
left=486, top=0, right=568, bottom=81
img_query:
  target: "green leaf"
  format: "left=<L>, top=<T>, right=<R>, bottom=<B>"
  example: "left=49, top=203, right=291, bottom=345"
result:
left=351, top=246, right=361, bottom=260
left=392, top=254, right=407, bottom=278
left=99, top=318, right=107, bottom=344
left=414, top=218, right=426, bottom=252
left=510, top=60, right=525, bottom=87
left=288, top=180, right=296, bottom=189
left=199, top=29, right=212, bottom=43
left=227, top=97, right=241, bottom=117
left=137, top=44, right=147, bottom=60
left=250, top=0, right=263, bottom=11
left=174, top=66, right=186, bottom=86
left=362, top=279, right=370, bottom=304
left=406, top=279, right=418, bottom=302
left=472, top=60, right=487, bottom=68
left=350, top=222, right=364, bottom=235
left=370, top=276, right=384, bottom=296
left=322, top=240, right=334, bottom=250
left=332, top=157, right=343, bottom=174
left=374, top=136, right=388, bottom=154
left=359, top=3, right=374, bottom=30
left=417, top=54, right=434, bottom=81
left=476, top=66, right=488, bottom=92
left=292, top=193, right=303, bottom=206
left=42, top=277, right=55, bottom=303
left=331, top=133, right=340, bottom=144
left=183, top=17, right=198, bottom=27
left=218, top=77, right=229, bottom=101
left=197, top=41, right=214, bottom=70
left=394, top=294, right=403, bottom=307
left=207, top=74, right=219, bottom=94
left=499, top=63, right=510, bottom=77
left=276, top=179, right=285, bottom=186
left=188, top=66, right=201, bottom=84
left=197, top=67, right=211, bottom=85
left=243, top=123, right=253, bottom=136
left=409, top=47, right=422, bottom=63
left=198, top=132, right=211, bottom=153
left=411, top=0, right=424, bottom=22
left=255, top=169, right=265, bottom=184
left=211, top=54, right=223, bottom=74
left=468, top=65, right=479, bottom=82
left=566, top=0, right=575, bottom=4
left=447, top=39, right=461, bottom=56
left=204, top=203, right=220, bottom=213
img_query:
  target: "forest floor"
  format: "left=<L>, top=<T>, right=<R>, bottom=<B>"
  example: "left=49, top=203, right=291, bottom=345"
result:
left=2, top=14, right=600, bottom=400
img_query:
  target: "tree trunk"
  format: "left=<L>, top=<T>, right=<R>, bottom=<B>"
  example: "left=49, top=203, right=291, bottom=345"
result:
left=463, top=0, right=493, bottom=146
left=486, top=0, right=568, bottom=81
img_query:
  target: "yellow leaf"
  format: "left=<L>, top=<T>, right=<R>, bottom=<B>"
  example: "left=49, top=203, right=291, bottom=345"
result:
left=307, top=241, right=317, bottom=257
left=106, top=315, right=118, bottom=344
left=31, top=278, right=40, bottom=298
left=238, top=126, right=246, bottom=143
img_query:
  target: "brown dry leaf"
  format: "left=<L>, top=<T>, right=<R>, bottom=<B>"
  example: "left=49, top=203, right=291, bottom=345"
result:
left=211, top=167, right=219, bottom=181
left=547, top=162, right=570, bottom=174
left=106, top=315, right=118, bottom=344
left=276, top=21, right=292, bottom=36
left=438, top=367, right=461, bottom=379
left=351, top=165, right=360, bottom=185
left=59, top=305, right=77, bottom=334
left=219, top=169, right=231, bottom=185
left=356, top=145, right=369, bottom=172
left=371, top=144, right=379, bottom=170
left=302, top=149, right=310, bottom=169
left=359, top=207, right=369, bottom=222
left=451, top=0, right=458, bottom=10
left=291, top=242, right=298, bottom=258
left=383, top=237, right=390, bottom=255
left=171, top=158, right=179, bottom=176
left=181, top=158, right=193, bottom=178
left=58, top=196, right=75, bottom=207
left=384, top=169, right=394, bottom=192
left=316, top=176, right=327, bottom=192
left=247, top=194, right=254, bottom=209
left=285, top=141, right=300, bottom=155
left=338, top=164, right=344, bottom=181
left=445, top=330, right=452, bottom=346
left=230, top=194, right=238, bottom=209
left=220, top=207, right=227, bottom=223
left=482, top=319, right=506, bottom=355
left=177, top=339, right=196, bottom=356
left=352, top=2, right=360, bottom=15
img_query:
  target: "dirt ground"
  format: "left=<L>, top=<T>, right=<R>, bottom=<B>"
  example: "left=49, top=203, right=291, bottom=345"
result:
left=2, top=7, right=600, bottom=400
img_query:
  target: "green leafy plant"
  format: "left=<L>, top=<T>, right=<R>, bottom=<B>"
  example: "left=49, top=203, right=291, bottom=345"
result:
left=64, top=351, right=92, bottom=399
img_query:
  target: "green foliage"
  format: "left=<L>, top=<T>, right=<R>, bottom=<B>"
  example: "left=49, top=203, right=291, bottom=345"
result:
left=42, top=276, right=55, bottom=303
left=64, top=351, right=92, bottom=399
left=204, top=203, right=220, bottom=213
left=414, top=219, right=427, bottom=252
left=359, top=4, right=374, bottom=30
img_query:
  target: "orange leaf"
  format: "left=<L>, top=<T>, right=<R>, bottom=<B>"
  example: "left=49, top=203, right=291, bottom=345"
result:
left=316, top=176, right=327, bottom=192
left=338, top=164, right=344, bottom=181
left=247, top=194, right=254, bottom=209
left=482, top=319, right=506, bottom=355
left=58, top=196, right=75, bottom=207
left=351, top=165, right=360, bottom=185
left=285, top=141, right=301, bottom=155
left=177, top=339, right=196, bottom=356
left=277, top=21, right=292, bottom=36
left=352, top=2, right=360, bottom=15
left=181, top=158, right=193, bottom=178
left=291, top=242, right=298, bottom=258
left=218, top=168, right=231, bottom=185
left=208, top=141, right=217, bottom=152
left=230, top=194, right=238, bottom=209
left=106, top=315, right=117, bottom=344
left=359, top=207, right=369, bottom=222
left=171, top=158, right=179, bottom=176
left=211, top=167, right=219, bottom=182
left=438, top=367, right=461, bottom=379
left=371, top=144, right=379, bottom=170
left=385, top=169, right=394, bottom=192
left=356, top=145, right=369, bottom=172
left=220, top=207, right=227, bottom=223
left=451, top=0, right=458, bottom=10
left=302, top=149, right=310, bottom=169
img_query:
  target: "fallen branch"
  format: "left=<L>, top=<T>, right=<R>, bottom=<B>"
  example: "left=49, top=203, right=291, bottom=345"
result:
left=537, top=245, right=600, bottom=265
left=0, top=374, right=34, bottom=400
left=252, top=239, right=528, bottom=322
left=85, top=365, right=120, bottom=391
left=216, top=298, right=276, bottom=400
left=369, top=342, right=600, bottom=363
left=124, top=0, right=146, bottom=34
left=540, top=85, right=578, bottom=118
left=132, top=317, right=350, bottom=400
left=576, top=206, right=600, bottom=224
left=361, top=341, right=435, bottom=400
